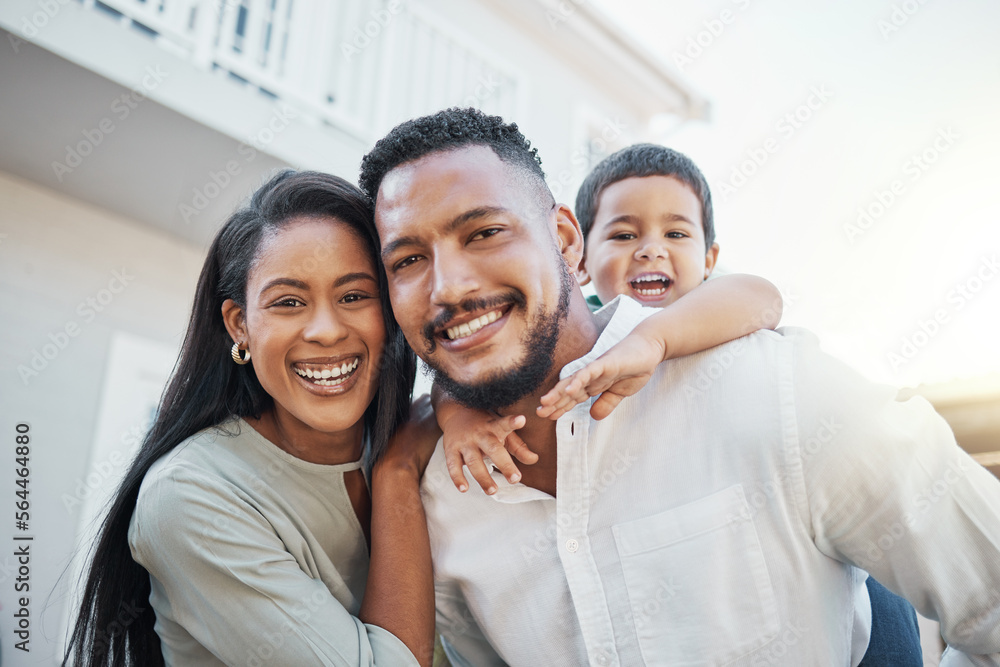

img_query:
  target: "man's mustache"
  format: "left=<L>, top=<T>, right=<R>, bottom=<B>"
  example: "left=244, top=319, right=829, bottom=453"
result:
left=422, top=291, right=527, bottom=351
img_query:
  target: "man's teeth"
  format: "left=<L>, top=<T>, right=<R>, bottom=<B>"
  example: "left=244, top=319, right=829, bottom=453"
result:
left=446, top=310, right=501, bottom=340
left=294, top=359, right=359, bottom=386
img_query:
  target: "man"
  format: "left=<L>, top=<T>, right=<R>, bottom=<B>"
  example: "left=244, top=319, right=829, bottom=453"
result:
left=361, top=108, right=1000, bottom=666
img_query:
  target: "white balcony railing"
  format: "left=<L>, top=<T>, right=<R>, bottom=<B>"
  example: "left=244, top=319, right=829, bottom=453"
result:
left=82, top=0, right=522, bottom=141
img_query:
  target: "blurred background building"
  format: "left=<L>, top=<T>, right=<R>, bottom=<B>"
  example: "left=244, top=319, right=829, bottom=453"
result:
left=0, top=0, right=997, bottom=664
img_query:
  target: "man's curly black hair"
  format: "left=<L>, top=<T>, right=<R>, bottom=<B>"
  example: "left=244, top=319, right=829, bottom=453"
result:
left=359, top=107, right=554, bottom=210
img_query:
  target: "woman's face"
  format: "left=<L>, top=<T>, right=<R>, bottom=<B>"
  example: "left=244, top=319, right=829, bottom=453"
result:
left=227, top=216, right=386, bottom=437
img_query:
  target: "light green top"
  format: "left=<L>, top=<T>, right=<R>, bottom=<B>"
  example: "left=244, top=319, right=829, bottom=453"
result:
left=128, top=418, right=419, bottom=666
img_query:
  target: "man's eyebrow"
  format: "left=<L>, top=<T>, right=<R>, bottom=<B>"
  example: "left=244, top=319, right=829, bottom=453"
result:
left=445, top=206, right=508, bottom=233
left=380, top=206, right=509, bottom=261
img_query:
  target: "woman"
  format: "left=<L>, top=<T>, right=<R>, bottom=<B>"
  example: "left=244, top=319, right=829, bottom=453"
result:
left=64, top=171, right=440, bottom=666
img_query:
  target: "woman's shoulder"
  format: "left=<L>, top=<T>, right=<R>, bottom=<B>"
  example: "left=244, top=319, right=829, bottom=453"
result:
left=129, top=420, right=272, bottom=556
left=133, top=420, right=265, bottom=525
left=142, top=418, right=262, bottom=485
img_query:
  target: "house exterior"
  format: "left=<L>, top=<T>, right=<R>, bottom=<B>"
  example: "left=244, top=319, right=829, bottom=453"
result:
left=0, top=0, right=705, bottom=661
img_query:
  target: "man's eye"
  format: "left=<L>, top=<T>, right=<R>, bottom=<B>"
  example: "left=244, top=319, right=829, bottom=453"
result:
left=470, top=228, right=501, bottom=241
left=394, top=255, right=422, bottom=271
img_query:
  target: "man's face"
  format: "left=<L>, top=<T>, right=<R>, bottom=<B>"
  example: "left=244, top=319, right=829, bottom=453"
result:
left=374, top=145, right=576, bottom=410
left=581, top=175, right=719, bottom=307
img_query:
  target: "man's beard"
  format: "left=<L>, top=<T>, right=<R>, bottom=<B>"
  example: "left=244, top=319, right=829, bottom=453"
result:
left=424, top=262, right=574, bottom=412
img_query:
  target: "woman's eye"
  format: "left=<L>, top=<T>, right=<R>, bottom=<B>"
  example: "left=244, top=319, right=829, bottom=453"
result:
left=341, top=293, right=372, bottom=304
left=273, top=297, right=304, bottom=308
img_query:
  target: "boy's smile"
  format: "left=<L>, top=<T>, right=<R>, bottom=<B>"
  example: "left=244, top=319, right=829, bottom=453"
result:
left=581, top=175, right=719, bottom=307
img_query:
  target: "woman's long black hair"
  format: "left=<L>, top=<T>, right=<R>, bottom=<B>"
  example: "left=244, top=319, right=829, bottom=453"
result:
left=63, top=170, right=416, bottom=666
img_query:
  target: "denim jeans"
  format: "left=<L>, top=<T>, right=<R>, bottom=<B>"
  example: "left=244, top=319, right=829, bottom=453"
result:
left=858, top=577, right=923, bottom=666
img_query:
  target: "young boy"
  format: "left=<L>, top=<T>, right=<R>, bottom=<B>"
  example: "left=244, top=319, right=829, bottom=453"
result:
left=438, top=143, right=922, bottom=667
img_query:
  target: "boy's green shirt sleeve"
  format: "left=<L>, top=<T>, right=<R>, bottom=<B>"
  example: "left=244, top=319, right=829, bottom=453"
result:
left=585, top=294, right=603, bottom=312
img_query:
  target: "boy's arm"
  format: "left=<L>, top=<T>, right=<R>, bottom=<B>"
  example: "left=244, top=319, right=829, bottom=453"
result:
left=646, top=273, right=782, bottom=359
left=431, top=383, right=537, bottom=493
left=539, top=274, right=783, bottom=420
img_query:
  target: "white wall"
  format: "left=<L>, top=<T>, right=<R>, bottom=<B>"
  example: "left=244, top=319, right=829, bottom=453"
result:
left=0, top=170, right=204, bottom=664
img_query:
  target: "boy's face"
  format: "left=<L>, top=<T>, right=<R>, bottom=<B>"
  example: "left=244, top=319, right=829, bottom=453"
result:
left=580, top=175, right=719, bottom=308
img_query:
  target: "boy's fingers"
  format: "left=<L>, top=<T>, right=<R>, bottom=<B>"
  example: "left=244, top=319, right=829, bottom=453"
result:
left=490, top=414, right=526, bottom=436
left=464, top=452, right=498, bottom=495
left=591, top=392, right=625, bottom=420
left=505, top=431, right=539, bottom=464
left=445, top=450, right=469, bottom=493
left=487, top=447, right=522, bottom=484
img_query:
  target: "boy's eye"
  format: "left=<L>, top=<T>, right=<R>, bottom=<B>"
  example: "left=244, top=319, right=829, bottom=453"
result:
left=667, top=231, right=689, bottom=239
left=611, top=232, right=636, bottom=241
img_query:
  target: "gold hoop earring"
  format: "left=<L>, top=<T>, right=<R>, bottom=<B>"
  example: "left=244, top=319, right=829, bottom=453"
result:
left=231, top=342, right=251, bottom=365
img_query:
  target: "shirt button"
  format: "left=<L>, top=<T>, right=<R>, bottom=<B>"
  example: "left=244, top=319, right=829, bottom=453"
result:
left=565, top=538, right=579, bottom=553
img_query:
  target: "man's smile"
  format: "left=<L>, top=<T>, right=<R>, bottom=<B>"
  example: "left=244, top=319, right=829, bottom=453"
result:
left=432, top=303, right=515, bottom=354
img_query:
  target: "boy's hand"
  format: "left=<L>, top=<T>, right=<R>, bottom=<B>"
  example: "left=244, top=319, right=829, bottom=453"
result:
left=440, top=408, right=537, bottom=494
left=537, top=331, right=665, bottom=421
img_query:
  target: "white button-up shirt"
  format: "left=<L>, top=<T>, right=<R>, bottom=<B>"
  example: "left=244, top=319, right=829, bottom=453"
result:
left=421, top=296, right=1000, bottom=667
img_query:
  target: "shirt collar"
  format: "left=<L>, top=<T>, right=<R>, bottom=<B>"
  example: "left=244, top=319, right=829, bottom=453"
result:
left=558, top=295, right=652, bottom=380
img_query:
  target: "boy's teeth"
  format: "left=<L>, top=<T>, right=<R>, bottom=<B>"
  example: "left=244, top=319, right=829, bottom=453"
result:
left=446, top=309, right=501, bottom=340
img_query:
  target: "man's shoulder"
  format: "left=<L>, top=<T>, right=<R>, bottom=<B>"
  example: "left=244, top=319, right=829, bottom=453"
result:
left=673, top=325, right=821, bottom=370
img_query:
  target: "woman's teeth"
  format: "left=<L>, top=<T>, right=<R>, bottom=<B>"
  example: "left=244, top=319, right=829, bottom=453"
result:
left=446, top=309, right=501, bottom=340
left=294, top=359, right=359, bottom=386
